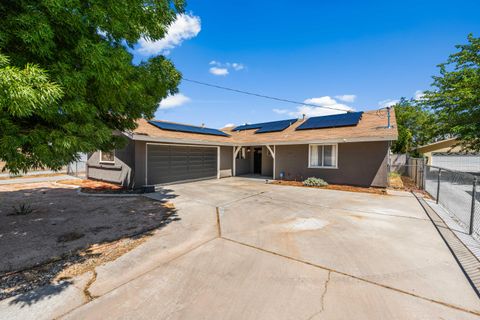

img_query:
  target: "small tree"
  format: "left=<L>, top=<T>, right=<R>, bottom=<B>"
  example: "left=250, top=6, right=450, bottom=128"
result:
left=422, top=34, right=480, bottom=151
left=391, top=98, right=434, bottom=155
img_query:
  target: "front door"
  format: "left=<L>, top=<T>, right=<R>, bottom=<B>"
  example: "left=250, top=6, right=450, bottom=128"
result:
left=253, top=148, right=262, bottom=174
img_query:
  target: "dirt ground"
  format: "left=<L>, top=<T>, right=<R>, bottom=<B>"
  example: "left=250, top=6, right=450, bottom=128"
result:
left=56, top=179, right=126, bottom=193
left=0, top=181, right=177, bottom=300
left=271, top=180, right=387, bottom=195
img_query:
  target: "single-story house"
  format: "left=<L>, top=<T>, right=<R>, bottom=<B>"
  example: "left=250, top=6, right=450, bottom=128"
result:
left=86, top=110, right=398, bottom=188
left=415, top=138, right=480, bottom=173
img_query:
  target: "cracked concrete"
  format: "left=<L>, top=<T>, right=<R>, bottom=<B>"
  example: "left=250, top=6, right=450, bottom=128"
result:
left=306, top=271, right=331, bottom=320
left=3, top=177, right=480, bottom=319
left=82, top=270, right=97, bottom=302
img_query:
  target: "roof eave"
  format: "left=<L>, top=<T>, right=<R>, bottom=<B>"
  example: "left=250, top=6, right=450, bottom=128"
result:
left=127, top=132, right=397, bottom=147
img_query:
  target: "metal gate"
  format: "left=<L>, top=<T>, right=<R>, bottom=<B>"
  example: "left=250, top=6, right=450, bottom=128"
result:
left=146, top=144, right=218, bottom=185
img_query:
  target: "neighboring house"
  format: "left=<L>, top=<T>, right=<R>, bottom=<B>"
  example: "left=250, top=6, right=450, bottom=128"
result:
left=415, top=138, right=480, bottom=173
left=86, top=110, right=398, bottom=188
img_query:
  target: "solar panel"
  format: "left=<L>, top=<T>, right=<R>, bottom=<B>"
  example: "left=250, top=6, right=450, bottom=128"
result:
left=233, top=119, right=297, bottom=134
left=232, top=123, right=264, bottom=131
left=295, top=112, right=363, bottom=131
left=148, top=121, right=230, bottom=137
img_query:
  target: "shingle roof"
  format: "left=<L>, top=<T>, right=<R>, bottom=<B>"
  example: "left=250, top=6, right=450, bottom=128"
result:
left=130, top=109, right=397, bottom=146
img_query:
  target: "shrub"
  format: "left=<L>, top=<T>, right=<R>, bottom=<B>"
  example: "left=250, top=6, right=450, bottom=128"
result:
left=303, top=177, right=328, bottom=187
left=9, top=203, right=33, bottom=216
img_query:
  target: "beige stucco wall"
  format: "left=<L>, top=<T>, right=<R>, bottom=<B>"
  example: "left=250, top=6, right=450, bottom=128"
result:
left=416, top=139, right=464, bottom=164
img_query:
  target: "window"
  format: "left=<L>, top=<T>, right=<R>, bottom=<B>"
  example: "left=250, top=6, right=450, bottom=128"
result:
left=100, top=150, right=115, bottom=163
left=309, top=144, right=337, bottom=168
left=236, top=147, right=246, bottom=160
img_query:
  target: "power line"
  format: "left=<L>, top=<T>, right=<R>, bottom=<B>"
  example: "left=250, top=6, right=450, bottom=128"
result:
left=182, top=78, right=352, bottom=113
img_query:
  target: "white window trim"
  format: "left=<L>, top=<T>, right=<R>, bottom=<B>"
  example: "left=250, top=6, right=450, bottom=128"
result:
left=308, top=143, right=338, bottom=169
left=99, top=150, right=115, bottom=164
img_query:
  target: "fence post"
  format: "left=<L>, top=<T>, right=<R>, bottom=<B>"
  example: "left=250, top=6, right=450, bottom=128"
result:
left=421, top=160, right=426, bottom=190
left=470, top=176, right=477, bottom=235
left=436, top=168, right=441, bottom=204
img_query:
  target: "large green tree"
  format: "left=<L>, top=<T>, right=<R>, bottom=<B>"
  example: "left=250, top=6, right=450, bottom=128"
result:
left=391, top=98, right=434, bottom=154
left=422, top=34, right=480, bottom=150
left=0, top=53, right=64, bottom=172
left=0, top=0, right=183, bottom=173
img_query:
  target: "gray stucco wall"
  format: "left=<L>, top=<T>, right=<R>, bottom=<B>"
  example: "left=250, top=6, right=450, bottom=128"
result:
left=134, top=141, right=147, bottom=187
left=220, top=146, right=233, bottom=178
left=87, top=139, right=135, bottom=187
left=261, top=146, right=273, bottom=177
left=275, top=142, right=389, bottom=187
left=235, top=147, right=252, bottom=175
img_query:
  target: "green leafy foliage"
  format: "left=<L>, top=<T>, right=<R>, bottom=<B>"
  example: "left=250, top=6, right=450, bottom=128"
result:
left=303, top=177, right=328, bottom=187
left=422, top=34, right=480, bottom=151
left=0, top=0, right=184, bottom=173
left=391, top=98, right=435, bottom=155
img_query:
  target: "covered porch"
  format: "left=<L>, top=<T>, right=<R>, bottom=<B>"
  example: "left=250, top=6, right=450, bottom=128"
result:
left=232, top=145, right=276, bottom=179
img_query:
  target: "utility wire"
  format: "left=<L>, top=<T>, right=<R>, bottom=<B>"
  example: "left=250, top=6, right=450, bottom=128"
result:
left=182, top=78, right=352, bottom=113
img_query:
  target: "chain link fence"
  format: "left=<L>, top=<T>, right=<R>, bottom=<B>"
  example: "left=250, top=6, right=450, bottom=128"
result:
left=424, top=166, right=479, bottom=237
left=391, top=154, right=479, bottom=238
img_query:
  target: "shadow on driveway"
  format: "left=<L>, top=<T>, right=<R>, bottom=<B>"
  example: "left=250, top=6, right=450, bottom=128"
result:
left=0, top=182, right=179, bottom=305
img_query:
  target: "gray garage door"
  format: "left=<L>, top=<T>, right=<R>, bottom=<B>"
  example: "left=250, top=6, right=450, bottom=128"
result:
left=147, top=144, right=218, bottom=185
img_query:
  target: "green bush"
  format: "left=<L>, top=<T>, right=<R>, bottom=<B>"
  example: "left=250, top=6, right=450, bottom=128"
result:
left=9, top=203, right=33, bottom=216
left=303, top=177, right=328, bottom=187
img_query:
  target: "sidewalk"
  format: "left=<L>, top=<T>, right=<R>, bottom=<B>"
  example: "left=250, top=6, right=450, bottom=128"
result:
left=0, top=175, right=80, bottom=185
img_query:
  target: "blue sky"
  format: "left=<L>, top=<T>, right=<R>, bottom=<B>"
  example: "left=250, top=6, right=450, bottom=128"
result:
left=132, top=0, right=480, bottom=129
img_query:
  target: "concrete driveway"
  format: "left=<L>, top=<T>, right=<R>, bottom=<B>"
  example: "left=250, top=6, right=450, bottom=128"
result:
left=5, top=177, right=480, bottom=319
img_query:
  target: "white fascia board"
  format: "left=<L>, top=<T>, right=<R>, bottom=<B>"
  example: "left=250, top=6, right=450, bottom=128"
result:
left=233, top=136, right=397, bottom=147
left=127, top=132, right=396, bottom=147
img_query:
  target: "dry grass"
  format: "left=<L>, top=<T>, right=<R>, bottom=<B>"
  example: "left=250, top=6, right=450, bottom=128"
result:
left=271, top=180, right=387, bottom=195
left=388, top=173, right=404, bottom=189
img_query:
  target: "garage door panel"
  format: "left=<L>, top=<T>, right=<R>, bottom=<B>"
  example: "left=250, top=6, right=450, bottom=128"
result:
left=147, top=145, right=218, bottom=185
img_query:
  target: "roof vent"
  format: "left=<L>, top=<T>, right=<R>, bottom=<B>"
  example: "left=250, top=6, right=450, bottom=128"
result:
left=386, top=107, right=391, bottom=129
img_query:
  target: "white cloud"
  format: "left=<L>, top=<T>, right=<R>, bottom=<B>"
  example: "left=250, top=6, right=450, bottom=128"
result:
left=414, top=90, right=425, bottom=100
left=208, top=61, right=245, bottom=75
left=304, top=96, right=338, bottom=106
left=273, top=96, right=355, bottom=118
left=159, top=93, right=191, bottom=109
left=209, top=67, right=229, bottom=76
left=272, top=108, right=289, bottom=115
left=378, top=99, right=399, bottom=108
left=97, top=28, right=108, bottom=38
left=231, top=63, right=244, bottom=71
left=136, top=14, right=201, bottom=56
left=223, top=123, right=235, bottom=128
left=335, top=94, right=356, bottom=103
